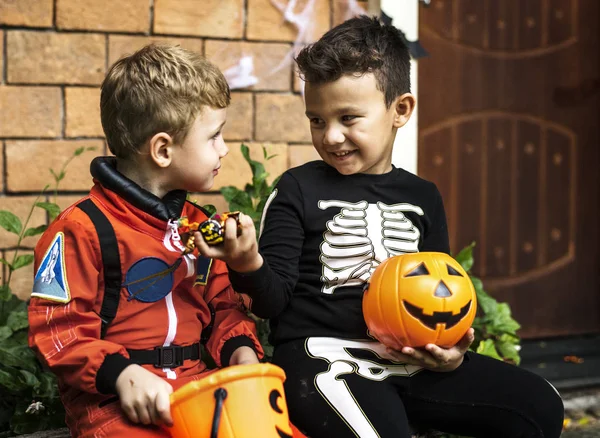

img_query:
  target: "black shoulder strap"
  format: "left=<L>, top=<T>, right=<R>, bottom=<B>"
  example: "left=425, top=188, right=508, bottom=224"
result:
left=76, top=199, right=122, bottom=339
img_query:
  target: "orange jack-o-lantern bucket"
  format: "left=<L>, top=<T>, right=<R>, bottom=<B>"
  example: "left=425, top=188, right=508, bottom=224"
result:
left=363, top=252, right=477, bottom=349
left=167, top=363, right=294, bottom=438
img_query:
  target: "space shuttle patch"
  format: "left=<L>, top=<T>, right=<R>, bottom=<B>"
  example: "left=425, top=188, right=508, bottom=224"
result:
left=32, top=232, right=71, bottom=303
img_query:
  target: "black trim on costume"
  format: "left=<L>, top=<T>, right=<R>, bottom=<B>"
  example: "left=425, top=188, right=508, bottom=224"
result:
left=220, top=336, right=257, bottom=367
left=90, top=156, right=187, bottom=221
left=96, top=353, right=134, bottom=395
left=76, top=199, right=122, bottom=339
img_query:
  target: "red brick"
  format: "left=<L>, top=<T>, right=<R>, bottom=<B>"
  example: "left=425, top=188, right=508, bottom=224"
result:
left=205, top=40, right=292, bottom=92
left=187, top=194, right=230, bottom=215
left=108, top=35, right=204, bottom=66
left=255, top=94, right=311, bottom=142
left=0, top=0, right=53, bottom=27
left=0, top=196, right=46, bottom=248
left=247, top=0, right=331, bottom=42
left=7, top=249, right=34, bottom=300
left=224, top=92, right=253, bottom=141
left=289, top=144, right=321, bottom=168
left=0, top=142, right=3, bottom=192
left=0, top=86, right=62, bottom=137
left=154, top=0, right=243, bottom=38
left=332, top=0, right=367, bottom=26
left=5, top=140, right=104, bottom=192
left=213, top=142, right=289, bottom=191
left=65, top=87, right=103, bottom=138
left=0, top=30, right=4, bottom=83
left=56, top=0, right=149, bottom=33
left=7, top=31, right=105, bottom=85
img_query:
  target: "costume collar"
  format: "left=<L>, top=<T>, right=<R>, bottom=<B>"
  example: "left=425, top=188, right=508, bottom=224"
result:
left=90, top=156, right=187, bottom=222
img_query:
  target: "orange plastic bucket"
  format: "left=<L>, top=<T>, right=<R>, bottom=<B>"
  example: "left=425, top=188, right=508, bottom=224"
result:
left=167, top=363, right=294, bottom=438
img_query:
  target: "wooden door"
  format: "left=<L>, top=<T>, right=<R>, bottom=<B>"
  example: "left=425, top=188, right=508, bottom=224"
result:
left=418, top=0, right=600, bottom=338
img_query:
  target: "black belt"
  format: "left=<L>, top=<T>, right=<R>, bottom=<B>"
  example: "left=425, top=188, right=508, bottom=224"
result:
left=127, top=343, right=201, bottom=368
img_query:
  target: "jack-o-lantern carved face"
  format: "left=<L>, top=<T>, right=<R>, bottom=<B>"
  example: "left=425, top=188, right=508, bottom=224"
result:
left=269, top=389, right=293, bottom=438
left=363, top=252, right=477, bottom=349
left=167, top=363, right=296, bottom=438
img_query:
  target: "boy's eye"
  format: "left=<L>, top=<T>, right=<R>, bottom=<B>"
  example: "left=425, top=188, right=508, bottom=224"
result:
left=212, top=131, right=221, bottom=139
left=341, top=115, right=357, bottom=122
left=309, top=117, right=323, bottom=125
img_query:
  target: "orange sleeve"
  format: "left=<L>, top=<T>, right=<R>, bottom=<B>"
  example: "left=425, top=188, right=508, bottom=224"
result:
left=28, top=217, right=132, bottom=395
left=202, top=260, right=264, bottom=367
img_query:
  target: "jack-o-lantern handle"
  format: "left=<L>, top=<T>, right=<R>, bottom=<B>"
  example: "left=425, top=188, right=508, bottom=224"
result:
left=210, top=388, right=228, bottom=438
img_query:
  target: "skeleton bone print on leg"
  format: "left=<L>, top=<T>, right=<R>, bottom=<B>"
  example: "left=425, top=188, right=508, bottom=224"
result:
left=318, top=200, right=424, bottom=294
left=306, top=337, right=422, bottom=438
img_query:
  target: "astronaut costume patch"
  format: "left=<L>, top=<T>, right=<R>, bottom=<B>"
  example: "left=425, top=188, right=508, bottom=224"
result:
left=32, top=232, right=71, bottom=303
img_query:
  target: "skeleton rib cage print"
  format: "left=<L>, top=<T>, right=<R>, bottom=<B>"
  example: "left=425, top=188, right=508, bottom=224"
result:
left=318, top=200, right=425, bottom=294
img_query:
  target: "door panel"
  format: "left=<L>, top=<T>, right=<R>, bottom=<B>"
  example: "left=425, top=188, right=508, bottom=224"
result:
left=418, top=0, right=600, bottom=337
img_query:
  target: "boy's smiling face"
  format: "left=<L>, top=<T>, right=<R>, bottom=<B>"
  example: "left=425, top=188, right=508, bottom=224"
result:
left=304, top=73, right=414, bottom=175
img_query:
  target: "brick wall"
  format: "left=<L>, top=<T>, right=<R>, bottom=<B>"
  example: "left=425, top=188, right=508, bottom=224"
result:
left=0, top=0, right=367, bottom=298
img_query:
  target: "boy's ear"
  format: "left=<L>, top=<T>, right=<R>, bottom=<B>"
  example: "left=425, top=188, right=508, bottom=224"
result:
left=392, top=93, right=416, bottom=128
left=148, top=132, right=175, bottom=168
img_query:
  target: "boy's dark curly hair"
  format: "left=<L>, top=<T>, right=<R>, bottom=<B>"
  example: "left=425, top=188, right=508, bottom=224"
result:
left=295, top=15, right=411, bottom=108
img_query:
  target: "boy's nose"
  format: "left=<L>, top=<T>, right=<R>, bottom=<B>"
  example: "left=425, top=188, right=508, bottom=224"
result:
left=216, top=137, right=229, bottom=157
left=322, top=127, right=345, bottom=145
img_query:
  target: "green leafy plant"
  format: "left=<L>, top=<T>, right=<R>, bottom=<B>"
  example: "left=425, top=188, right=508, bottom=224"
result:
left=220, top=144, right=280, bottom=236
left=0, top=146, right=95, bottom=435
left=214, top=143, right=280, bottom=359
left=454, top=243, right=521, bottom=364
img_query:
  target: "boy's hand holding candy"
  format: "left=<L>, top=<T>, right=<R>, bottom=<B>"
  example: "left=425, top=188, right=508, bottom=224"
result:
left=194, top=212, right=264, bottom=273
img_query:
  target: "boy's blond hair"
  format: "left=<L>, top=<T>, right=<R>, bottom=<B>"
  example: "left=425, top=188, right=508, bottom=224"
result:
left=100, top=44, right=230, bottom=159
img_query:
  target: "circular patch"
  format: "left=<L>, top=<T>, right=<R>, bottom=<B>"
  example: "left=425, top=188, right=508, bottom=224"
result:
left=125, top=257, right=174, bottom=303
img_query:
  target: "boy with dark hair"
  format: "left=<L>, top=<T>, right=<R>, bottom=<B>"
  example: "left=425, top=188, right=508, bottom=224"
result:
left=28, top=44, right=263, bottom=437
left=196, top=16, right=564, bottom=438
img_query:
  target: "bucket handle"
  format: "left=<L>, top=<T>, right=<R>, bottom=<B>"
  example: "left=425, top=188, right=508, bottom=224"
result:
left=210, top=388, right=228, bottom=438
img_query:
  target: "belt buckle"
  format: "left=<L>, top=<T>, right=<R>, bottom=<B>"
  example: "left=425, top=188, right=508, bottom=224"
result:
left=154, top=345, right=184, bottom=368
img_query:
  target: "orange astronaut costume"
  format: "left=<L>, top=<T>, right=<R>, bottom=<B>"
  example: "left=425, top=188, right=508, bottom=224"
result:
left=28, top=157, right=263, bottom=437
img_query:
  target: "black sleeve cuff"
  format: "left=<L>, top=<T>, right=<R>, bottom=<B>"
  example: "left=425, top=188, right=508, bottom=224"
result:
left=220, top=336, right=257, bottom=367
left=95, top=353, right=134, bottom=394
left=228, top=259, right=272, bottom=296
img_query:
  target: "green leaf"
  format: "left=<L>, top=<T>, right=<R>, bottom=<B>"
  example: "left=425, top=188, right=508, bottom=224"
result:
left=7, top=311, right=29, bottom=332
left=224, top=190, right=254, bottom=212
left=0, top=259, right=13, bottom=270
left=241, top=144, right=269, bottom=184
left=34, top=372, right=59, bottom=399
left=12, top=255, right=34, bottom=271
left=475, top=339, right=503, bottom=361
left=35, top=202, right=61, bottom=221
left=0, top=368, right=28, bottom=392
left=23, top=224, right=48, bottom=237
left=18, top=370, right=40, bottom=389
left=0, top=326, right=13, bottom=342
left=0, top=284, right=12, bottom=302
left=0, top=211, right=23, bottom=235
left=487, top=303, right=521, bottom=335
left=496, top=334, right=521, bottom=365
left=0, top=345, right=38, bottom=373
left=221, top=186, right=244, bottom=204
left=454, top=242, right=475, bottom=272
left=74, top=147, right=85, bottom=156
left=202, top=204, right=217, bottom=217
left=472, top=280, right=498, bottom=315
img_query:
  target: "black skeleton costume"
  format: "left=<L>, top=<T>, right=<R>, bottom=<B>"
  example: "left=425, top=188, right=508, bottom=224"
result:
left=229, top=160, right=563, bottom=438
